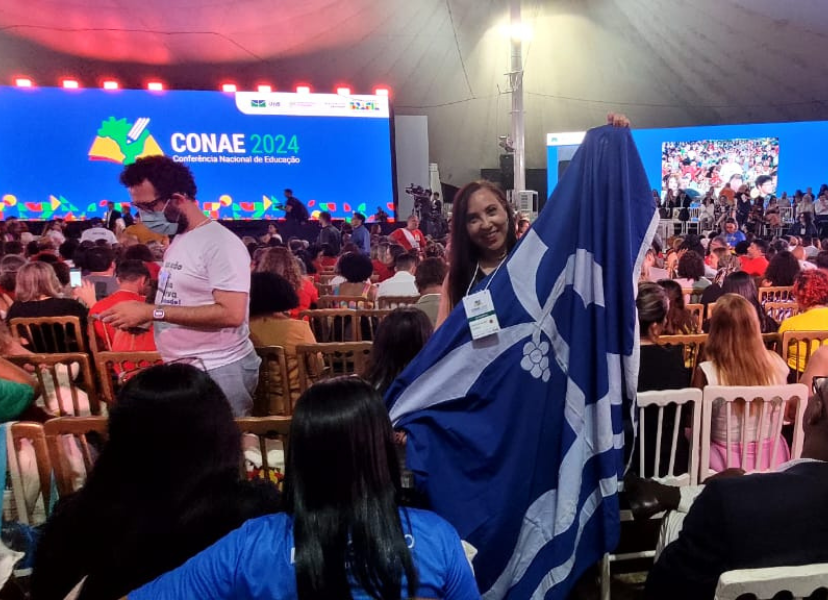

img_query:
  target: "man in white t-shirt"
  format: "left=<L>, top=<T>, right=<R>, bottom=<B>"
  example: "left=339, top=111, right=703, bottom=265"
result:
left=376, top=253, right=419, bottom=298
left=101, top=156, right=260, bottom=416
left=80, top=219, right=118, bottom=245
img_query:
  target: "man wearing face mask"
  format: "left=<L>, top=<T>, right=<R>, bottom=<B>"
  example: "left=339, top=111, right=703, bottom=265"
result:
left=102, top=156, right=260, bottom=416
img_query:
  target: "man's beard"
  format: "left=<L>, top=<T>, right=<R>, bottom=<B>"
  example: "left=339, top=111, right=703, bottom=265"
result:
left=176, top=213, right=189, bottom=234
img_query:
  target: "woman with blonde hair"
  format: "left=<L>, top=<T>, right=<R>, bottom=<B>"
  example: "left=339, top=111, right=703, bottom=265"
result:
left=256, top=247, right=318, bottom=318
left=693, top=293, right=790, bottom=471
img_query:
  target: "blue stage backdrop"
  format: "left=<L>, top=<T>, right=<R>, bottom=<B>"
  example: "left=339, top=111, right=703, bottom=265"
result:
left=547, top=120, right=828, bottom=201
left=0, top=87, right=395, bottom=221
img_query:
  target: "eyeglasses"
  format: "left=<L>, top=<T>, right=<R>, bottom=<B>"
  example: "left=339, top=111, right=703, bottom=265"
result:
left=134, top=197, right=169, bottom=212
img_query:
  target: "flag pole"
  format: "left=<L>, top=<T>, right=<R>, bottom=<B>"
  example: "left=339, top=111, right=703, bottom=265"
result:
left=509, top=0, right=526, bottom=193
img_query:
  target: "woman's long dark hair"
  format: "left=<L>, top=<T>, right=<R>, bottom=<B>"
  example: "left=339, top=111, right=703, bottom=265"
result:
left=722, top=271, right=777, bottom=333
left=447, top=180, right=517, bottom=310
left=283, top=377, right=418, bottom=600
left=363, top=307, right=433, bottom=395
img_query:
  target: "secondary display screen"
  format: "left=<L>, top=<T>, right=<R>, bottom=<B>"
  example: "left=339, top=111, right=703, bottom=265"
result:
left=0, top=87, right=396, bottom=221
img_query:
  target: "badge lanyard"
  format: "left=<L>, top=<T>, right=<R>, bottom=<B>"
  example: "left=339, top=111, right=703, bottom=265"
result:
left=463, top=258, right=505, bottom=340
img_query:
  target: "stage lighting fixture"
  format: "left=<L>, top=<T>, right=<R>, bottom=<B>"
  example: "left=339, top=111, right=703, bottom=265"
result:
left=374, top=87, right=390, bottom=97
left=296, top=85, right=311, bottom=94
left=336, top=87, right=351, bottom=96
left=14, top=78, right=33, bottom=87
left=62, top=79, right=80, bottom=89
left=221, top=83, right=237, bottom=93
left=257, top=85, right=272, bottom=93
left=147, top=82, right=164, bottom=91
left=102, top=80, right=119, bottom=90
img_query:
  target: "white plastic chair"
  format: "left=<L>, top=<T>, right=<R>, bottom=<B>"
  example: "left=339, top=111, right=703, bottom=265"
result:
left=700, top=385, right=808, bottom=483
left=715, top=563, right=828, bottom=600
left=601, top=388, right=702, bottom=600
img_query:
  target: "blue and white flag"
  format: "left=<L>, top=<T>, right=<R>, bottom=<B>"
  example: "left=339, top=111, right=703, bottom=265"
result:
left=386, top=125, right=658, bottom=599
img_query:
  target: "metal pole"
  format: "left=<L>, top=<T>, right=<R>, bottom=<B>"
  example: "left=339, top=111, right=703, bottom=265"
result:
left=510, top=0, right=526, bottom=192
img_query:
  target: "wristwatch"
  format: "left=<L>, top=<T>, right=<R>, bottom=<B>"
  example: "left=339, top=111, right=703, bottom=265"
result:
left=152, top=306, right=166, bottom=321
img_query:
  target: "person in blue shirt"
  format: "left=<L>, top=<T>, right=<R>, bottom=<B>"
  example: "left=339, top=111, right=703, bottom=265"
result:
left=128, top=376, right=479, bottom=600
left=351, top=211, right=371, bottom=255
left=722, top=217, right=746, bottom=248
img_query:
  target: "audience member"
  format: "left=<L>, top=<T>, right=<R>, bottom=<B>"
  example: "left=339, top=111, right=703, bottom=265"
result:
left=80, top=218, right=118, bottom=245
left=248, top=272, right=318, bottom=411
left=414, top=257, right=447, bottom=326
left=42, top=220, right=66, bottom=246
left=645, top=377, right=828, bottom=599
left=314, top=243, right=338, bottom=272
left=123, top=244, right=161, bottom=281
left=316, top=211, right=341, bottom=255
left=778, top=270, right=828, bottom=372
left=792, top=245, right=817, bottom=270
left=672, top=250, right=711, bottom=301
left=816, top=250, right=828, bottom=273
left=692, top=294, right=791, bottom=471
left=371, top=242, right=395, bottom=283
left=363, top=307, right=434, bottom=395
left=761, top=249, right=800, bottom=287
left=31, top=364, right=280, bottom=600
left=738, top=238, right=769, bottom=276
left=333, top=252, right=375, bottom=301
left=83, top=246, right=119, bottom=300
left=376, top=252, right=419, bottom=299
left=699, top=249, right=740, bottom=308
left=722, top=218, right=745, bottom=248
left=89, top=260, right=154, bottom=351
left=256, top=247, right=318, bottom=318
left=658, top=279, right=695, bottom=334
left=720, top=271, right=777, bottom=333
left=350, top=211, right=371, bottom=255
left=260, top=222, right=283, bottom=247
left=103, top=156, right=260, bottom=416
left=438, top=181, right=517, bottom=327
left=127, top=376, right=477, bottom=600
left=389, top=214, right=427, bottom=255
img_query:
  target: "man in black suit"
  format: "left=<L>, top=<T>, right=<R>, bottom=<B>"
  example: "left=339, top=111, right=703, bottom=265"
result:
left=645, top=381, right=828, bottom=600
left=282, top=189, right=309, bottom=223
left=104, top=201, right=122, bottom=231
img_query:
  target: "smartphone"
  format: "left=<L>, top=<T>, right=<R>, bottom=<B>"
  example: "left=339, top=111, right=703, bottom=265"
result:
left=69, top=268, right=82, bottom=287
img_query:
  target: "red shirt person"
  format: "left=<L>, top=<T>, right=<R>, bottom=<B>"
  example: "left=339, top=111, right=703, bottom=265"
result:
left=89, top=259, right=156, bottom=351
left=389, top=215, right=427, bottom=254
left=739, top=239, right=770, bottom=277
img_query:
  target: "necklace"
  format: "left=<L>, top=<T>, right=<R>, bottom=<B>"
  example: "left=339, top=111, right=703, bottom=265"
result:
left=189, top=217, right=212, bottom=232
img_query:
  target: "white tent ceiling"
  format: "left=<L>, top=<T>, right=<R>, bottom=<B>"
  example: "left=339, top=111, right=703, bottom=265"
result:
left=2, top=0, right=828, bottom=185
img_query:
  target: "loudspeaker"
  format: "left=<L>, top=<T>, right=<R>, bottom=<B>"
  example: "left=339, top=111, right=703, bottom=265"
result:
left=500, top=154, right=514, bottom=190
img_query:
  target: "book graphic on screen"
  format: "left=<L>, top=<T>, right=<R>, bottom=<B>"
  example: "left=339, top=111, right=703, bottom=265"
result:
left=88, top=116, right=164, bottom=165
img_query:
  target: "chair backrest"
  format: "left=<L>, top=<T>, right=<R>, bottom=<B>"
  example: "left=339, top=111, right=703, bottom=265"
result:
left=781, top=330, right=828, bottom=377
left=299, top=309, right=358, bottom=342
left=762, top=332, right=782, bottom=355
left=43, top=416, right=109, bottom=497
left=699, top=384, right=808, bottom=482
left=317, top=274, right=336, bottom=285
left=636, top=388, right=702, bottom=486
left=376, top=296, right=421, bottom=310
left=236, top=416, right=291, bottom=486
left=94, top=351, right=164, bottom=404
left=9, top=316, right=86, bottom=353
left=6, top=353, right=101, bottom=416
left=355, top=308, right=395, bottom=341
left=685, top=303, right=704, bottom=333
left=314, top=283, right=333, bottom=297
left=253, top=346, right=291, bottom=416
left=715, top=563, right=828, bottom=600
left=317, top=295, right=374, bottom=309
left=706, top=302, right=717, bottom=319
left=758, top=286, right=795, bottom=305
left=765, top=301, right=800, bottom=323
left=656, top=334, right=708, bottom=371
left=295, top=342, right=373, bottom=393
left=9, top=422, right=53, bottom=524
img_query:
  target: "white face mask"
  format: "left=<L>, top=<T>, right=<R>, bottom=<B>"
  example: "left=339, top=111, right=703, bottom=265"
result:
left=139, top=209, right=179, bottom=236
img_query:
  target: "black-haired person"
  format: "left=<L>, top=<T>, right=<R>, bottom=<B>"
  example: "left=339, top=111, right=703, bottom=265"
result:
left=31, top=364, right=281, bottom=600
left=82, top=246, right=118, bottom=300
left=351, top=211, right=371, bottom=255
left=248, top=272, right=318, bottom=411
left=127, top=377, right=477, bottom=600
left=282, top=188, right=309, bottom=223
left=739, top=239, right=769, bottom=277
left=333, top=252, right=375, bottom=303
left=363, top=307, right=434, bottom=395
left=316, top=211, right=341, bottom=255
left=761, top=250, right=800, bottom=287
left=414, top=257, right=447, bottom=326
left=89, top=260, right=154, bottom=352
left=376, top=252, right=418, bottom=299
left=103, top=156, right=260, bottom=416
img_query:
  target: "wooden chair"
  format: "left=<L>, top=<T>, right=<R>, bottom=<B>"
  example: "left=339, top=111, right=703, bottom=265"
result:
left=602, top=389, right=703, bottom=599
left=656, top=334, right=708, bottom=372
left=715, top=563, right=828, bottom=600
left=300, top=309, right=358, bottom=342
left=699, top=384, right=808, bottom=482
left=8, top=422, right=53, bottom=524
left=376, top=296, right=421, bottom=309
left=781, top=330, right=828, bottom=378
left=317, top=273, right=336, bottom=285
left=6, top=353, right=101, bottom=416
left=43, top=416, right=109, bottom=497
left=95, top=351, right=164, bottom=404
left=686, top=303, right=704, bottom=333
left=9, top=315, right=86, bottom=353
left=762, top=332, right=782, bottom=355
left=765, top=301, right=800, bottom=323
left=355, top=308, right=394, bottom=341
left=758, top=286, right=795, bottom=304
left=317, top=295, right=374, bottom=309
left=237, top=416, right=291, bottom=486
left=314, top=282, right=333, bottom=297
left=253, top=346, right=291, bottom=416
left=296, top=342, right=373, bottom=393
left=706, top=302, right=717, bottom=319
